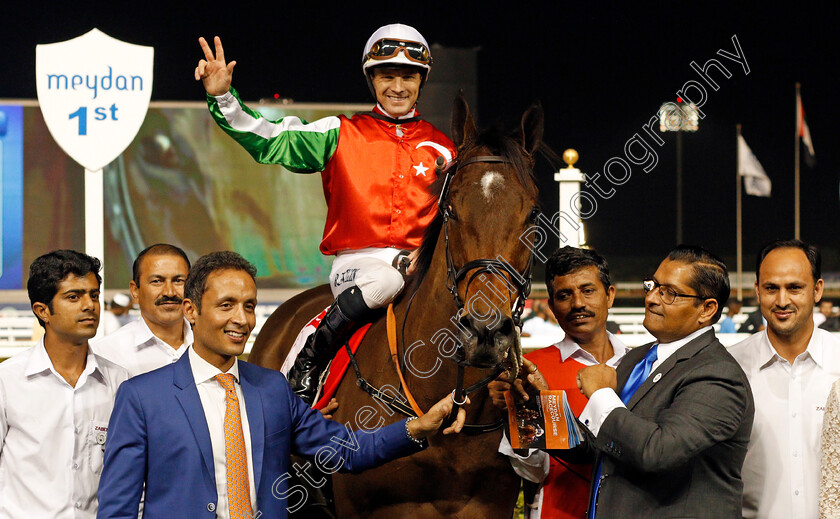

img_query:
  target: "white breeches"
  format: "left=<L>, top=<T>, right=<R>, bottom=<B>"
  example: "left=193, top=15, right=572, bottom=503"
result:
left=329, top=247, right=406, bottom=309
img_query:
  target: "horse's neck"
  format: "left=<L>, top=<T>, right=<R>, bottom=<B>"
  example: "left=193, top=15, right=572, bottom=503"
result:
left=400, top=236, right=454, bottom=337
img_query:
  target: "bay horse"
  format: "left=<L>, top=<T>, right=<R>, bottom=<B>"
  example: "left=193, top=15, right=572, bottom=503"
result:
left=250, top=92, right=543, bottom=518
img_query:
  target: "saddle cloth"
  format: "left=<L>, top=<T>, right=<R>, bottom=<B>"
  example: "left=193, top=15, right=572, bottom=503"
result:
left=280, top=306, right=372, bottom=410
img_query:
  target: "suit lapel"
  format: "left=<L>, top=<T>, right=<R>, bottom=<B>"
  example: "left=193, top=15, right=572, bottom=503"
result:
left=240, top=362, right=265, bottom=494
left=625, top=330, right=717, bottom=410
left=173, top=354, right=216, bottom=484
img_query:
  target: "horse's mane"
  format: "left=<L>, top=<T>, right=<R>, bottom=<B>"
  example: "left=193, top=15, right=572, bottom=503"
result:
left=408, top=126, right=539, bottom=292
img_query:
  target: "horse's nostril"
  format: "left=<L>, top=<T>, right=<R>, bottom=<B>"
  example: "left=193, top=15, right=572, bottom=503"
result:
left=497, top=317, right=514, bottom=338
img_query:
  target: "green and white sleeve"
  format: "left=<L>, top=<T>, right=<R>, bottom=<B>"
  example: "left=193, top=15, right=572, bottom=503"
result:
left=207, top=87, right=340, bottom=173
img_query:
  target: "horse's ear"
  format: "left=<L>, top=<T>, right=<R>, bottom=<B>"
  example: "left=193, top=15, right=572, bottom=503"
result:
left=451, top=90, right=477, bottom=147
left=520, top=101, right=544, bottom=155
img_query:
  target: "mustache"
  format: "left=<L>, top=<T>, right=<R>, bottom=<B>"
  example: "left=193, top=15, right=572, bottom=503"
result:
left=773, top=305, right=795, bottom=312
left=567, top=309, right=595, bottom=320
left=155, top=296, right=183, bottom=306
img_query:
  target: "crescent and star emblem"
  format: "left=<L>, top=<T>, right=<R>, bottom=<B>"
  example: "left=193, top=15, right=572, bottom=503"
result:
left=411, top=141, right=452, bottom=177
left=413, top=141, right=453, bottom=177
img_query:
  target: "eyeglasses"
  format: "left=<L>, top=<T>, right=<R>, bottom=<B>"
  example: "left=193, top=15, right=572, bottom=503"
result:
left=364, top=39, right=432, bottom=66
left=643, top=278, right=707, bottom=305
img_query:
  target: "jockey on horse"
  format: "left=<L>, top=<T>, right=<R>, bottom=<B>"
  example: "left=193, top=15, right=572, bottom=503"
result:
left=195, top=24, right=457, bottom=404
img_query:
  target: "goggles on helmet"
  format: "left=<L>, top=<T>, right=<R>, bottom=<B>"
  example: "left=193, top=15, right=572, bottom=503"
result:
left=363, top=38, right=432, bottom=66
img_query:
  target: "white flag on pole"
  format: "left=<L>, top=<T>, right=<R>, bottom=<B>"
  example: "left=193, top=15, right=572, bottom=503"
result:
left=738, top=134, right=772, bottom=197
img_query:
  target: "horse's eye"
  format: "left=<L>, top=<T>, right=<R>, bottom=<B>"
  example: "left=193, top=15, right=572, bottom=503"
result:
left=527, top=207, right=540, bottom=223
left=447, top=204, right=458, bottom=220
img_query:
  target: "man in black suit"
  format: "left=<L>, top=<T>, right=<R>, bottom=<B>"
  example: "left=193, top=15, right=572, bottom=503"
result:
left=554, top=245, right=754, bottom=518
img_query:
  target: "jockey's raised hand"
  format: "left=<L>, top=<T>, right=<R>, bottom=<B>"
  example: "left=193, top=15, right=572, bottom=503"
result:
left=195, top=36, right=236, bottom=96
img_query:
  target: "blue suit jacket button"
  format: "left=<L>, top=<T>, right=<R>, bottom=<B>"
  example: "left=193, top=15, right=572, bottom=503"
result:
left=207, top=503, right=216, bottom=512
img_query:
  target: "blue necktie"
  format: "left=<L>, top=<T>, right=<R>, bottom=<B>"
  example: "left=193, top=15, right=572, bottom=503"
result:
left=589, top=344, right=659, bottom=519
left=619, top=344, right=659, bottom=404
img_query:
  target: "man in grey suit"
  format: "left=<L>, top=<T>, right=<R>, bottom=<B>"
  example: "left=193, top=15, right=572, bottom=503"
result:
left=550, top=245, right=754, bottom=518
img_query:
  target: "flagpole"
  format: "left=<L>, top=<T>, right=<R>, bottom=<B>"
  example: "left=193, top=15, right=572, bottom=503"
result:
left=736, top=124, right=743, bottom=301
left=795, top=82, right=801, bottom=240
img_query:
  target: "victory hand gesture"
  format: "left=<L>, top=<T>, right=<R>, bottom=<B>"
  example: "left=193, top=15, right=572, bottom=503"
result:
left=195, top=36, right=236, bottom=96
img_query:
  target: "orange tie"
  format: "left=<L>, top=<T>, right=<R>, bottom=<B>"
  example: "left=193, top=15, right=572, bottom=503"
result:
left=215, top=373, right=253, bottom=519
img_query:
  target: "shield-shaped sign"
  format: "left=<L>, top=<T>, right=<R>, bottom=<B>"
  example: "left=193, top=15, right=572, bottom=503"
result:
left=36, top=28, right=153, bottom=171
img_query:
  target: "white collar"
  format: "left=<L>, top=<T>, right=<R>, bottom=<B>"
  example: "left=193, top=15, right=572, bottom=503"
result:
left=25, top=337, right=104, bottom=386
left=555, top=332, right=629, bottom=367
left=756, top=327, right=826, bottom=370
left=375, top=103, right=417, bottom=119
left=655, top=325, right=714, bottom=350
left=135, top=316, right=194, bottom=350
left=188, top=346, right=240, bottom=385
left=647, top=325, right=714, bottom=369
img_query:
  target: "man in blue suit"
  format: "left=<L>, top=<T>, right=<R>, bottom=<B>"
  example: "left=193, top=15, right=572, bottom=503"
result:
left=97, top=251, right=465, bottom=519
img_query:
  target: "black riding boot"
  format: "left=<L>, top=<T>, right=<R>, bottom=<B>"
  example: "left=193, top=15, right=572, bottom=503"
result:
left=287, top=287, right=373, bottom=405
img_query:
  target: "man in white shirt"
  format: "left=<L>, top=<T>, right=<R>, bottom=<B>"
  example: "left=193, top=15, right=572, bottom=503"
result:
left=92, top=244, right=192, bottom=377
left=490, top=246, right=629, bottom=518
left=0, top=250, right=128, bottom=518
left=98, top=251, right=467, bottom=518
left=571, top=245, right=753, bottom=518
left=729, top=239, right=840, bottom=518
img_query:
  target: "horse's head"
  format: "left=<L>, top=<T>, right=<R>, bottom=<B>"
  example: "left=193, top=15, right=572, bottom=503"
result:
left=438, top=92, right=543, bottom=369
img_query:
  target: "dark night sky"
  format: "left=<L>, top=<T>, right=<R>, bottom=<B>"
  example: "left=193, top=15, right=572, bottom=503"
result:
left=4, top=2, right=839, bottom=277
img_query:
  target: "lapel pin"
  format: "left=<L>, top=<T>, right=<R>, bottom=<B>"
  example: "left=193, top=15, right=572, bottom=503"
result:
left=653, top=373, right=662, bottom=383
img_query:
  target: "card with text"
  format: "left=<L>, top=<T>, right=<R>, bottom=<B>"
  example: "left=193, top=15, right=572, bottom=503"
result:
left=505, top=389, right=582, bottom=450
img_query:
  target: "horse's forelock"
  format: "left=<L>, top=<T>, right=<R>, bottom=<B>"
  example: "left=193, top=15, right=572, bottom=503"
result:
left=465, top=127, right=539, bottom=200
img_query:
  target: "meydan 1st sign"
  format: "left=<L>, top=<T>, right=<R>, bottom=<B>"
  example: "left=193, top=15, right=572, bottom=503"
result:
left=35, top=28, right=153, bottom=281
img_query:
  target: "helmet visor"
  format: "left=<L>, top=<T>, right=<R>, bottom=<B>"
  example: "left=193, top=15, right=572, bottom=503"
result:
left=364, top=38, right=432, bottom=66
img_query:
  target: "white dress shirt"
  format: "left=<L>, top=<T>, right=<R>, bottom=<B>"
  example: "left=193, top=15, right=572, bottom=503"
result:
left=729, top=327, right=840, bottom=519
left=579, top=326, right=714, bottom=437
left=91, top=317, right=193, bottom=377
left=499, top=332, right=629, bottom=518
left=188, top=348, right=257, bottom=518
left=521, top=317, right=566, bottom=344
left=0, top=339, right=128, bottom=518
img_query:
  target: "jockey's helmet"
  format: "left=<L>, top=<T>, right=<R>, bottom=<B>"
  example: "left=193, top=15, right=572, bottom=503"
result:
left=362, top=24, right=432, bottom=96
